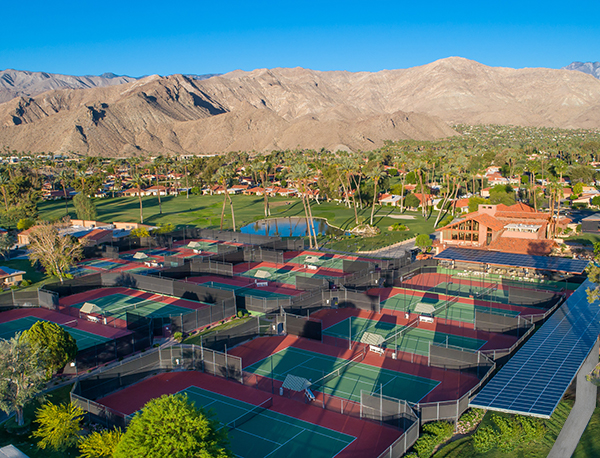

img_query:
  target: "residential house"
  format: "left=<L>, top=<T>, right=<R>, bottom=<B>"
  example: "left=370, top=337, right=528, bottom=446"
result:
left=80, top=229, right=113, bottom=246
left=378, top=194, right=402, bottom=206
left=0, top=267, right=25, bottom=287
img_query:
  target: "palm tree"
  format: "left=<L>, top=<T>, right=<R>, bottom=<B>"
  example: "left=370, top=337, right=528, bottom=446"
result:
left=131, top=172, right=147, bottom=224
left=215, top=166, right=236, bottom=231
left=0, top=174, right=10, bottom=213
left=290, top=163, right=318, bottom=249
left=57, top=169, right=73, bottom=215
left=366, top=165, right=386, bottom=226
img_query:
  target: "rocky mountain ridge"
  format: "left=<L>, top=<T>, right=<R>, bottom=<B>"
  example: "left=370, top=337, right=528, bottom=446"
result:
left=2, top=57, right=600, bottom=156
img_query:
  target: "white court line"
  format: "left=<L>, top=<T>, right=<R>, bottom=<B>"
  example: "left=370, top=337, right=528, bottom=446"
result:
left=263, top=429, right=306, bottom=458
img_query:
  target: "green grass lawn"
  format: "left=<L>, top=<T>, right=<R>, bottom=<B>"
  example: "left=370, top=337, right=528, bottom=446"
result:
left=566, top=233, right=600, bottom=246
left=433, top=399, right=574, bottom=458
left=0, top=384, right=79, bottom=458
left=38, top=196, right=436, bottom=252
left=0, top=258, right=47, bottom=284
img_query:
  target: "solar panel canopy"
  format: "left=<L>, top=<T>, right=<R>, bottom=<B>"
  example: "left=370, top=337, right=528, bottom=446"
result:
left=435, top=247, right=589, bottom=274
left=470, top=279, right=600, bottom=418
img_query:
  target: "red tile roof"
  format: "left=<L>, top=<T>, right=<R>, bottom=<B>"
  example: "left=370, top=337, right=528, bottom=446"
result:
left=486, top=238, right=556, bottom=256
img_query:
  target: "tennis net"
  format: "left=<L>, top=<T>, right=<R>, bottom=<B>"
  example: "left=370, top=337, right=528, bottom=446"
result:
left=224, top=397, right=273, bottom=431
left=382, top=318, right=419, bottom=348
left=475, top=283, right=498, bottom=299
left=311, top=347, right=367, bottom=389
left=62, top=319, right=78, bottom=328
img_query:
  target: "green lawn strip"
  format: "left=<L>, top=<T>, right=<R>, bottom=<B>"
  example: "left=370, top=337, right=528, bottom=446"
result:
left=573, top=398, right=600, bottom=458
left=37, top=196, right=436, bottom=252
left=0, top=384, right=78, bottom=458
left=323, top=317, right=486, bottom=356
left=433, top=399, right=574, bottom=458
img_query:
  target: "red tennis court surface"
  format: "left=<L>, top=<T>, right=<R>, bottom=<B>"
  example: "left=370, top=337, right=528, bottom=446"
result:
left=229, top=335, right=480, bottom=404
left=58, top=287, right=212, bottom=311
left=99, top=370, right=402, bottom=458
left=0, top=307, right=131, bottom=340
left=312, top=307, right=519, bottom=353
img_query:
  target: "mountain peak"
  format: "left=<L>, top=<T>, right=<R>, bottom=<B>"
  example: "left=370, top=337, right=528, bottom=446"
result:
left=562, top=61, right=600, bottom=79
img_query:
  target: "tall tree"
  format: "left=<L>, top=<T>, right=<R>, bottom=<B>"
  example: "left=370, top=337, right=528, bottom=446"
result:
left=33, top=402, right=83, bottom=451
left=22, top=321, right=78, bottom=378
left=57, top=169, right=72, bottom=216
left=113, top=394, right=232, bottom=458
left=366, top=165, right=386, bottom=226
left=0, top=335, right=46, bottom=426
left=290, top=163, right=318, bottom=249
left=0, top=174, right=9, bottom=213
left=130, top=173, right=147, bottom=224
left=27, top=222, right=83, bottom=283
left=215, top=166, right=236, bottom=231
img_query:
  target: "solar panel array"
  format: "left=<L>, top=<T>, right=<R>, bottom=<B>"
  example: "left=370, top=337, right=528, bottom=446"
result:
left=434, top=247, right=589, bottom=274
left=470, top=279, right=600, bottom=418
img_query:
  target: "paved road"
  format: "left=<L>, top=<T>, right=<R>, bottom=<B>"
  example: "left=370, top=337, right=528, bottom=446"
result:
left=548, top=338, right=599, bottom=458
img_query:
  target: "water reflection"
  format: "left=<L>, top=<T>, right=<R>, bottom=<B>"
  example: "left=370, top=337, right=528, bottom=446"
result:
left=240, top=217, right=342, bottom=237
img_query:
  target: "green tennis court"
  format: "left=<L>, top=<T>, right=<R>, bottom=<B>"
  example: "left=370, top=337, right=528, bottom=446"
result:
left=244, top=346, right=439, bottom=404
left=286, top=253, right=345, bottom=270
left=0, top=316, right=110, bottom=350
left=241, top=265, right=342, bottom=287
left=72, top=293, right=202, bottom=321
left=323, top=317, right=486, bottom=356
left=79, top=259, right=125, bottom=270
left=382, top=292, right=521, bottom=323
left=180, top=385, right=354, bottom=458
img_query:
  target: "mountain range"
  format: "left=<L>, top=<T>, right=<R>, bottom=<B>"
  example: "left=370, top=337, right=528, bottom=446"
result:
left=562, top=62, right=600, bottom=79
left=1, top=58, right=600, bottom=157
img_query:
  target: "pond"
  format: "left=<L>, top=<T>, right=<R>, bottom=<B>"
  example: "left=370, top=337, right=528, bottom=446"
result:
left=240, top=217, right=343, bottom=237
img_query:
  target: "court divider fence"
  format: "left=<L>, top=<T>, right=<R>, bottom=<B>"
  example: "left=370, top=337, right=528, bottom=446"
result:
left=70, top=344, right=242, bottom=427
left=360, top=391, right=420, bottom=458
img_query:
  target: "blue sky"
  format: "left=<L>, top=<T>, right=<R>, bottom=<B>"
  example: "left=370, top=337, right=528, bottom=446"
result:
left=2, top=0, right=599, bottom=76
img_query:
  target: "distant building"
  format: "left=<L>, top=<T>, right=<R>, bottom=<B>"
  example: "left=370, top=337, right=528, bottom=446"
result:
left=581, top=214, right=600, bottom=233
left=0, top=267, right=25, bottom=287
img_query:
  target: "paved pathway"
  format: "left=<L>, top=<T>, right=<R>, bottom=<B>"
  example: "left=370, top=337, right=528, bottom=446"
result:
left=548, top=338, right=599, bottom=458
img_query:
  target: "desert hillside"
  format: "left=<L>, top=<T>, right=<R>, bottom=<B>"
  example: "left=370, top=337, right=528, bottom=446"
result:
left=2, top=57, right=600, bottom=156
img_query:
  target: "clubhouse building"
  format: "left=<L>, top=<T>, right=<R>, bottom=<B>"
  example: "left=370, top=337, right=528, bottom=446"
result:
left=436, top=203, right=570, bottom=256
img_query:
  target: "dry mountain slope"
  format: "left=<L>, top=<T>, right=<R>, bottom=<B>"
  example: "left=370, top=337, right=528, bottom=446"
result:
left=2, top=57, right=600, bottom=156
left=0, top=69, right=137, bottom=104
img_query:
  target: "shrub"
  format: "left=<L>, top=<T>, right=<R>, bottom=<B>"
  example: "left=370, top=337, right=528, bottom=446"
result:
left=493, top=415, right=523, bottom=452
left=173, top=332, right=183, bottom=343
left=17, top=218, right=35, bottom=231
left=472, top=426, right=500, bottom=453
left=519, top=416, right=546, bottom=444
left=130, top=227, right=150, bottom=238
left=422, top=421, right=453, bottom=441
left=456, top=408, right=485, bottom=434
left=412, top=433, right=438, bottom=458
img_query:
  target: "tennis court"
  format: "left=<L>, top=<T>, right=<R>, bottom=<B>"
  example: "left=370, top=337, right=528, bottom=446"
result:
left=323, top=316, right=486, bottom=356
left=285, top=253, right=346, bottom=270
left=72, top=293, right=202, bottom=321
left=244, top=346, right=439, bottom=404
left=240, top=264, right=344, bottom=287
left=69, top=266, right=96, bottom=277
left=80, top=259, right=126, bottom=270
left=382, top=291, right=521, bottom=323
left=178, top=385, right=354, bottom=458
left=0, top=316, right=110, bottom=350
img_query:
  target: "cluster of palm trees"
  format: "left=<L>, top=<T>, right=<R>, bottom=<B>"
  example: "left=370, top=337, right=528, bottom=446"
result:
left=3, top=121, right=599, bottom=242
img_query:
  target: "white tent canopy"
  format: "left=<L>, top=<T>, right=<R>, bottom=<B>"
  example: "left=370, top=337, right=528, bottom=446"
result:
left=81, top=302, right=102, bottom=314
